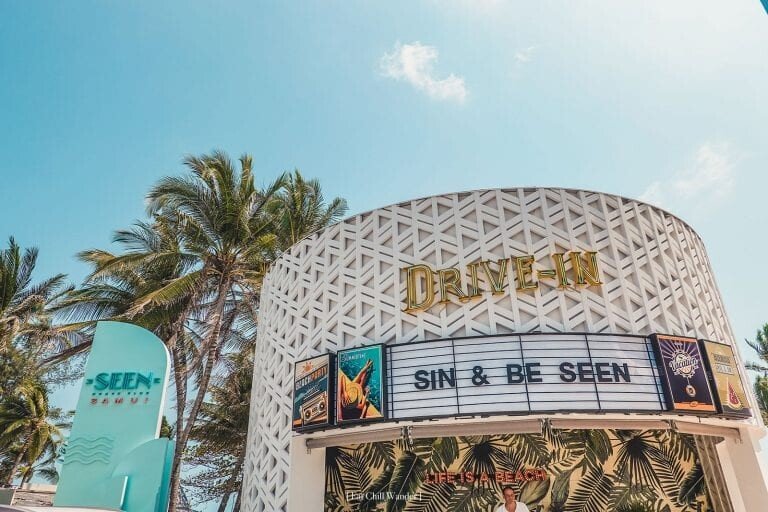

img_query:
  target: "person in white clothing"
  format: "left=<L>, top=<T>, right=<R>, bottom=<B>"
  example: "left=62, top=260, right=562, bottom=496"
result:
left=495, top=485, right=531, bottom=512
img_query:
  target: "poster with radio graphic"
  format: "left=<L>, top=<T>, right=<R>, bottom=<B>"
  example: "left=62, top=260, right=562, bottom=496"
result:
left=336, top=345, right=386, bottom=424
left=292, top=354, right=332, bottom=431
left=652, top=334, right=716, bottom=413
left=700, top=340, right=752, bottom=418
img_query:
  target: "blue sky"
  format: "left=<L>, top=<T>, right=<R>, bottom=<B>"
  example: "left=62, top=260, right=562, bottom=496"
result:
left=1, top=0, right=768, bottom=498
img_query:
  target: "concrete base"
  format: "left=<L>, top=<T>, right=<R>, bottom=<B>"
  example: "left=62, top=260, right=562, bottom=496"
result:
left=717, top=427, right=768, bottom=512
left=289, top=436, right=326, bottom=512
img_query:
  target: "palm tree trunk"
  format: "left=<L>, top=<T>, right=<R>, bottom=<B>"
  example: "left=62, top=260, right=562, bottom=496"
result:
left=216, top=442, right=247, bottom=512
left=5, top=435, right=31, bottom=486
left=20, top=467, right=32, bottom=486
left=167, top=343, right=187, bottom=512
left=216, top=491, right=233, bottom=512
left=168, top=276, right=230, bottom=512
left=233, top=490, right=242, bottom=512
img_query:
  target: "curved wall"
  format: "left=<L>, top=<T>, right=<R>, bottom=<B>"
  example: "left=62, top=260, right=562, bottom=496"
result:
left=242, top=188, right=740, bottom=512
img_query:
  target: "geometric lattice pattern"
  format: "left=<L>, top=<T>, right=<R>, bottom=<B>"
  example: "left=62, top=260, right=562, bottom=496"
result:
left=242, top=188, right=740, bottom=512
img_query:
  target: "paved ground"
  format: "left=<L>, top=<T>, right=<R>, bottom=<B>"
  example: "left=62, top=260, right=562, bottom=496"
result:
left=11, top=490, right=55, bottom=506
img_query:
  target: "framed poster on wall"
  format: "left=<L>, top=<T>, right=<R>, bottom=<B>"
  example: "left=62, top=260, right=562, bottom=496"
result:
left=292, top=354, right=333, bottom=431
left=700, top=339, right=752, bottom=418
left=336, top=344, right=386, bottom=424
left=651, top=334, right=716, bottom=414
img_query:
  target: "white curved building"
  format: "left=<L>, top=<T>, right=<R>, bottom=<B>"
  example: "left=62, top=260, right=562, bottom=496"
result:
left=243, top=188, right=767, bottom=512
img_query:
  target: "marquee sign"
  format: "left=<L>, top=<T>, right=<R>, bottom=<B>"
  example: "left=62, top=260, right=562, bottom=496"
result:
left=652, top=334, right=716, bottom=414
left=292, top=333, right=750, bottom=428
left=700, top=339, right=752, bottom=418
left=386, top=333, right=665, bottom=419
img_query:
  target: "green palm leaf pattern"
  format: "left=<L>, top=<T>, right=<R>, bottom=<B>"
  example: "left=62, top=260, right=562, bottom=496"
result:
left=613, top=431, right=663, bottom=488
left=564, top=467, right=613, bottom=512
left=359, top=464, right=395, bottom=512
left=402, top=482, right=455, bottom=512
left=677, top=463, right=705, bottom=507
left=338, top=450, right=374, bottom=504
left=385, top=451, right=425, bottom=512
left=325, top=429, right=711, bottom=512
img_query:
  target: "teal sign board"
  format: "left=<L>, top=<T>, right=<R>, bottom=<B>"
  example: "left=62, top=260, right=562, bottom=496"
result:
left=55, top=321, right=173, bottom=512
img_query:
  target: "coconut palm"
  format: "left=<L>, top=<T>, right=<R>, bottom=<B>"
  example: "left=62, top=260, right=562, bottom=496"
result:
left=746, top=324, right=768, bottom=375
left=52, top=152, right=284, bottom=510
left=14, top=431, right=67, bottom=485
left=0, top=238, right=83, bottom=398
left=186, top=352, right=254, bottom=512
left=49, top=212, right=204, bottom=512
left=754, top=376, right=768, bottom=424
left=269, top=169, right=348, bottom=247
left=46, top=152, right=349, bottom=510
left=141, top=152, right=285, bottom=510
left=0, top=238, right=66, bottom=347
left=0, top=381, right=68, bottom=486
left=745, top=324, right=768, bottom=423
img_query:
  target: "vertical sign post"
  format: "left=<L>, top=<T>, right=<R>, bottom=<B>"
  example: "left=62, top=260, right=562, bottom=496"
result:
left=55, top=321, right=173, bottom=512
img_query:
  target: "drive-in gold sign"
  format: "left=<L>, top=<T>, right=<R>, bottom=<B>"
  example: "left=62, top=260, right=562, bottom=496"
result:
left=402, top=251, right=602, bottom=313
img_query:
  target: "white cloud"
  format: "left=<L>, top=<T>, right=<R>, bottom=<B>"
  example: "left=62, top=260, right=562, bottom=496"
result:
left=380, top=42, right=467, bottom=103
left=514, top=46, right=536, bottom=64
left=638, top=180, right=664, bottom=205
left=639, top=143, right=737, bottom=208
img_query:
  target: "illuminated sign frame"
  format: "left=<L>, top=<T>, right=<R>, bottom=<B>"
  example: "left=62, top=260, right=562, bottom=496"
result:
left=700, top=339, right=752, bottom=419
left=292, top=354, right=334, bottom=431
left=651, top=334, right=716, bottom=414
left=291, top=333, right=752, bottom=430
left=336, top=344, right=388, bottom=426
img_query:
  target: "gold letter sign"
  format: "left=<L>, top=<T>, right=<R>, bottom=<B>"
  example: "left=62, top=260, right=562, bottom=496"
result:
left=402, top=251, right=604, bottom=313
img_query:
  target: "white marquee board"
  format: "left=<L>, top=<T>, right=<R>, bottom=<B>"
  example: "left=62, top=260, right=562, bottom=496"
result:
left=386, top=333, right=666, bottom=419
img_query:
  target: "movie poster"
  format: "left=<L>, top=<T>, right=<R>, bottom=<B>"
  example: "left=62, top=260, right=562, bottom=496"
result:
left=336, top=345, right=386, bottom=424
left=652, top=334, right=716, bottom=413
left=292, top=354, right=332, bottom=430
left=700, top=340, right=752, bottom=418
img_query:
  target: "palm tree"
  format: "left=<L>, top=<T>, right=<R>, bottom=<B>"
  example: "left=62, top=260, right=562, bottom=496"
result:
left=746, top=324, right=768, bottom=376
left=143, top=152, right=285, bottom=510
left=0, top=238, right=82, bottom=398
left=745, top=324, right=768, bottom=424
left=269, top=169, right=348, bottom=247
left=47, top=152, right=347, bottom=511
left=0, top=238, right=64, bottom=346
left=186, top=352, right=253, bottom=512
left=53, top=152, right=284, bottom=510
left=15, top=431, right=67, bottom=485
left=0, top=381, right=67, bottom=486
left=754, top=376, right=768, bottom=424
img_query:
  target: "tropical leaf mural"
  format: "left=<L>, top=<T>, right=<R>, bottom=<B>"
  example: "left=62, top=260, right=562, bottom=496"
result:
left=324, top=429, right=713, bottom=512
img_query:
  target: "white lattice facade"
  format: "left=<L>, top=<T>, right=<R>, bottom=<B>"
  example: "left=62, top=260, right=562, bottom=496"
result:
left=242, top=188, right=753, bottom=512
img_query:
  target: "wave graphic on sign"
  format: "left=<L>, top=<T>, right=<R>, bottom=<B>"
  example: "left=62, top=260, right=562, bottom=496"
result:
left=61, top=436, right=114, bottom=465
